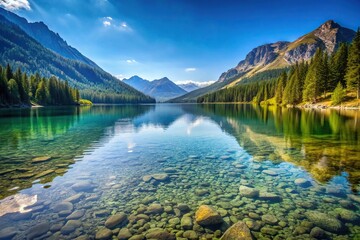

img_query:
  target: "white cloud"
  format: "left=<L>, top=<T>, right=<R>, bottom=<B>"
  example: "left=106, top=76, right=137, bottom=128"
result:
left=175, top=80, right=215, bottom=87
left=121, top=22, right=127, bottom=28
left=126, top=59, right=137, bottom=64
left=185, top=68, right=196, bottom=72
left=106, top=16, right=113, bottom=20
left=103, top=20, right=111, bottom=27
left=115, top=74, right=125, bottom=80
left=0, top=0, right=31, bottom=10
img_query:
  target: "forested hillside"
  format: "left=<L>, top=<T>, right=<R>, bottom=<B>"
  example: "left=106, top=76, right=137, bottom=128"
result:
left=0, top=15, right=155, bottom=104
left=0, top=64, right=79, bottom=107
left=198, top=29, right=360, bottom=105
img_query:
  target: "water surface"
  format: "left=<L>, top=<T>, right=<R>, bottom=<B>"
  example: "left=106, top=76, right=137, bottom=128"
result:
left=0, top=104, right=359, bottom=239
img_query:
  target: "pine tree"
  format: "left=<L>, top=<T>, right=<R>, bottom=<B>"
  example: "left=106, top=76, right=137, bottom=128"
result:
left=7, top=79, right=20, bottom=104
left=0, top=66, right=8, bottom=104
left=331, top=82, right=345, bottom=105
left=35, top=80, right=48, bottom=104
left=329, top=43, right=348, bottom=89
left=345, top=28, right=360, bottom=99
left=275, top=71, right=287, bottom=105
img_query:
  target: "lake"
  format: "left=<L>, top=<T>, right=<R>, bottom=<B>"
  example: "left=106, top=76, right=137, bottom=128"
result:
left=0, top=104, right=359, bottom=239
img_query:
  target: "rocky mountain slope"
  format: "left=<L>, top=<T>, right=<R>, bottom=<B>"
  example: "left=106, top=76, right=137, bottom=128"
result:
left=0, top=7, right=97, bottom=67
left=0, top=14, right=154, bottom=103
left=123, top=76, right=187, bottom=101
left=171, top=20, right=355, bottom=102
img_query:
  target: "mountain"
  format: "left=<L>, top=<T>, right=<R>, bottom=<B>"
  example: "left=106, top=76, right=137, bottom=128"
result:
left=0, top=7, right=97, bottom=67
left=170, top=20, right=356, bottom=102
left=123, top=76, right=187, bottom=101
left=0, top=14, right=154, bottom=103
left=178, top=82, right=200, bottom=92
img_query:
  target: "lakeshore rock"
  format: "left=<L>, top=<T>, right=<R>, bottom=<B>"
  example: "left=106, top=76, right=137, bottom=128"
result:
left=305, top=211, right=343, bottom=233
left=220, top=221, right=253, bottom=240
left=105, top=212, right=127, bottom=229
left=95, top=228, right=112, bottom=240
left=239, top=186, right=259, bottom=198
left=195, top=205, right=223, bottom=226
left=258, top=192, right=282, bottom=202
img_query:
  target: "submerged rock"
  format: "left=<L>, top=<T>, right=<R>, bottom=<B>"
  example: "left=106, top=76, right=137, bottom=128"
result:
left=61, top=220, right=81, bottom=234
left=105, top=212, right=127, bottom=229
left=32, top=156, right=52, bottom=163
left=152, top=173, right=169, bottom=181
left=334, top=208, right=359, bottom=222
left=52, top=201, right=73, bottom=213
left=220, top=221, right=253, bottom=240
left=261, top=214, right=278, bottom=225
left=0, top=227, right=17, bottom=240
left=181, top=216, right=193, bottom=230
left=118, top=228, right=132, bottom=240
left=145, top=228, right=174, bottom=240
left=71, top=181, right=94, bottom=192
left=95, top=228, right=112, bottom=240
left=305, top=211, right=343, bottom=233
left=258, top=192, right=282, bottom=202
left=27, top=222, right=50, bottom=240
left=294, top=178, right=312, bottom=188
left=66, top=209, right=85, bottom=220
left=195, top=205, right=223, bottom=226
left=262, top=170, right=278, bottom=176
left=147, top=203, right=164, bottom=214
left=239, top=186, right=259, bottom=198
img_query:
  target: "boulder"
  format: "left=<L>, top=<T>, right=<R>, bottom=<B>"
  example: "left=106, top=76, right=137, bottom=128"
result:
left=72, top=181, right=94, bottom=192
left=195, top=205, right=223, bottom=226
left=220, top=221, right=253, bottom=240
left=258, top=192, right=282, bottom=202
left=66, top=210, right=85, bottom=220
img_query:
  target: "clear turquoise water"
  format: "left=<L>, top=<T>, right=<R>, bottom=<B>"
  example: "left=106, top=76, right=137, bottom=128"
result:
left=0, top=104, right=359, bottom=239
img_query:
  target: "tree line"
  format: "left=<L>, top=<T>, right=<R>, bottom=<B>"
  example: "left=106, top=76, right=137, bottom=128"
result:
left=198, top=29, right=360, bottom=105
left=0, top=64, right=79, bottom=107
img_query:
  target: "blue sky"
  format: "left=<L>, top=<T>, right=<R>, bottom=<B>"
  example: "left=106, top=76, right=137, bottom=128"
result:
left=2, top=0, right=360, bottom=84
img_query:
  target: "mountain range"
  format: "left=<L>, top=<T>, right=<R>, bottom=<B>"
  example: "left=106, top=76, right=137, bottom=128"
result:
left=0, top=7, right=154, bottom=103
left=170, top=20, right=356, bottom=102
left=123, top=76, right=187, bottom=101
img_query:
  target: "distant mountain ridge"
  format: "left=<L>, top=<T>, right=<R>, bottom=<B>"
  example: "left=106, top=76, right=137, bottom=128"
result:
left=170, top=20, right=356, bottom=102
left=178, top=82, right=200, bottom=92
left=0, top=7, right=97, bottom=67
left=123, top=76, right=187, bottom=101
